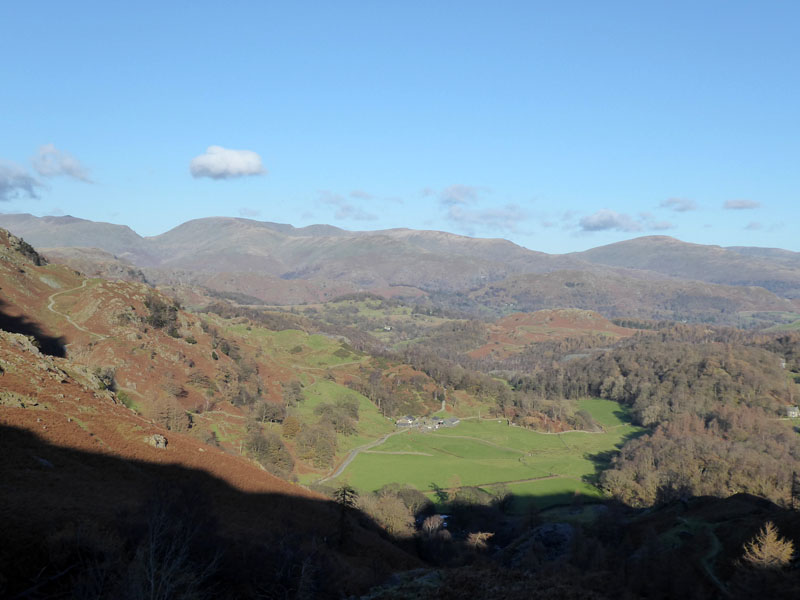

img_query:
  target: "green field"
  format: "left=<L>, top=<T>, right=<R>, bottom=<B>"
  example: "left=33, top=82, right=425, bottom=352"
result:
left=331, top=398, right=642, bottom=510
left=767, top=319, right=800, bottom=331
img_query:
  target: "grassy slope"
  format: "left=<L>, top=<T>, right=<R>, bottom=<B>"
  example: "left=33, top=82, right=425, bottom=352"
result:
left=219, top=321, right=399, bottom=477
left=296, top=380, right=395, bottom=453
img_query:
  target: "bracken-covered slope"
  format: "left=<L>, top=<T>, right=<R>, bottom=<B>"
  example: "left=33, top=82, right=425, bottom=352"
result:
left=467, top=308, right=634, bottom=360
left=0, top=227, right=421, bottom=597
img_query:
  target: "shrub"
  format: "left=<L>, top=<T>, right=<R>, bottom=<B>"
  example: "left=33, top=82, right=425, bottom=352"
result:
left=246, top=432, right=294, bottom=479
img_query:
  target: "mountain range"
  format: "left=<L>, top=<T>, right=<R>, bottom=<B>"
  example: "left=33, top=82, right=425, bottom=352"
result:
left=1, top=213, right=799, bottom=323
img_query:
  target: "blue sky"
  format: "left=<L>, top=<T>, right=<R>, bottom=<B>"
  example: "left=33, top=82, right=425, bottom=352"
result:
left=1, top=1, right=798, bottom=253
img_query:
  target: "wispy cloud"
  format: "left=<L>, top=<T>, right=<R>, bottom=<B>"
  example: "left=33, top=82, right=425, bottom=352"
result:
left=578, top=209, right=675, bottom=233
left=420, top=187, right=436, bottom=197
left=32, top=144, right=92, bottom=182
left=427, top=184, right=526, bottom=234
left=0, top=161, right=43, bottom=201
left=420, top=183, right=528, bottom=235
left=239, top=207, right=261, bottom=217
left=744, top=221, right=762, bottom=230
left=723, top=199, right=760, bottom=210
left=319, top=190, right=377, bottom=221
left=659, top=197, right=697, bottom=212
left=537, top=209, right=576, bottom=230
left=439, top=184, right=483, bottom=206
left=350, top=189, right=374, bottom=200
left=446, top=203, right=527, bottom=234
left=579, top=210, right=643, bottom=232
left=649, top=220, right=675, bottom=231
left=190, top=146, right=266, bottom=179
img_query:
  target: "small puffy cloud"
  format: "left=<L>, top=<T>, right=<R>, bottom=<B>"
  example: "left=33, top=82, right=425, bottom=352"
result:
left=32, top=144, right=91, bottom=182
left=659, top=197, right=697, bottom=212
left=0, top=161, right=43, bottom=201
left=239, top=207, right=261, bottom=217
left=723, top=199, right=760, bottom=210
left=319, top=190, right=377, bottom=221
left=190, top=146, right=266, bottom=179
left=744, top=221, right=762, bottom=231
left=579, top=209, right=643, bottom=232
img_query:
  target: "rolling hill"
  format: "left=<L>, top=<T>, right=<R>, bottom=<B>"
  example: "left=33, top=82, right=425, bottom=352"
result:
left=572, top=235, right=800, bottom=298
left=466, top=269, right=798, bottom=324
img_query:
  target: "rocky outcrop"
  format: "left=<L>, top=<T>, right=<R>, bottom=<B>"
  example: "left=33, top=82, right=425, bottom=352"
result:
left=146, top=433, right=168, bottom=449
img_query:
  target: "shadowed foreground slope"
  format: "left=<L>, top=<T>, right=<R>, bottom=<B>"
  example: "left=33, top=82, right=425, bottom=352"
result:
left=0, top=424, right=419, bottom=599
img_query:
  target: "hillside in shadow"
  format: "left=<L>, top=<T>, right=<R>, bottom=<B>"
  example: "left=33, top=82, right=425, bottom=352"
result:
left=0, top=425, right=419, bottom=599
left=0, top=298, right=66, bottom=357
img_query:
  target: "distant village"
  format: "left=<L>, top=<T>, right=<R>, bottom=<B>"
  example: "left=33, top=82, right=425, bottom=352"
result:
left=395, top=415, right=460, bottom=431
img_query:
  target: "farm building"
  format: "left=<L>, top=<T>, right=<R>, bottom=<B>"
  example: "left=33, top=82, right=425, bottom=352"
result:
left=396, top=416, right=417, bottom=427
left=785, top=406, right=800, bottom=418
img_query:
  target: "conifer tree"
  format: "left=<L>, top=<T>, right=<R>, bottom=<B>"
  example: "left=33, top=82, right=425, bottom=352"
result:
left=742, top=521, right=795, bottom=569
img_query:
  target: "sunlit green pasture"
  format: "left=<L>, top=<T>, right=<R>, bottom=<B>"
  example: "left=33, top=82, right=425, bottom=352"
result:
left=333, top=399, right=641, bottom=510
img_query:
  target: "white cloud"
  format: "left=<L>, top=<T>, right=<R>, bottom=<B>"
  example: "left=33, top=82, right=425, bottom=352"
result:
left=350, top=189, right=374, bottom=200
left=32, top=144, right=92, bottom=182
left=0, top=161, right=43, bottom=201
left=579, top=209, right=643, bottom=232
left=723, top=199, right=760, bottom=210
left=239, top=207, right=261, bottom=217
left=744, top=221, right=762, bottom=230
left=659, top=197, right=697, bottom=212
left=190, top=146, right=266, bottom=179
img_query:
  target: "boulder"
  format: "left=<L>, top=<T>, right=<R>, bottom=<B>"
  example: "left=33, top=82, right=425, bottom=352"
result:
left=146, top=433, right=168, bottom=449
